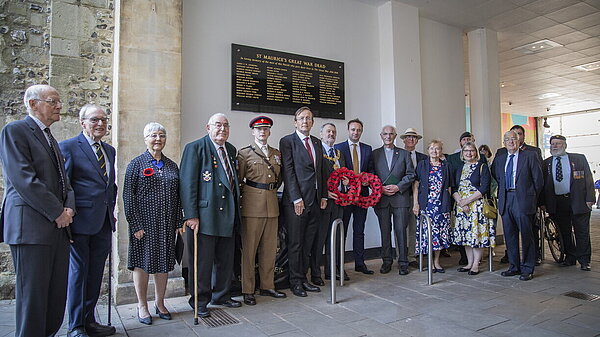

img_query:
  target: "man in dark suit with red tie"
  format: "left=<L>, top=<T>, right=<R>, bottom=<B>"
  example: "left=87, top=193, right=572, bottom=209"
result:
left=279, top=107, right=328, bottom=297
left=491, top=130, right=543, bottom=281
left=540, top=135, right=594, bottom=271
left=335, top=118, right=374, bottom=274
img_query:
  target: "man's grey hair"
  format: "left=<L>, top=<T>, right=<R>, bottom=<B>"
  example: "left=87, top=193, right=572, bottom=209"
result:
left=207, top=113, right=228, bottom=125
left=504, top=129, right=518, bottom=139
left=24, top=84, right=53, bottom=113
left=320, top=122, right=336, bottom=132
left=144, top=122, right=166, bottom=138
left=79, top=104, right=105, bottom=120
left=381, top=125, right=397, bottom=134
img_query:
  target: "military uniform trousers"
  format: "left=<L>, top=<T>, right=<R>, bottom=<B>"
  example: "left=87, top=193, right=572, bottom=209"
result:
left=241, top=216, right=278, bottom=293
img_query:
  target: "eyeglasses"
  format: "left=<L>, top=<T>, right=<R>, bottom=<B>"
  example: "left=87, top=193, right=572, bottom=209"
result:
left=85, top=117, right=109, bottom=124
left=463, top=149, right=477, bottom=153
left=211, top=122, right=230, bottom=129
left=381, top=133, right=396, bottom=136
left=503, top=137, right=517, bottom=142
left=146, top=133, right=166, bottom=139
left=34, top=98, right=62, bottom=107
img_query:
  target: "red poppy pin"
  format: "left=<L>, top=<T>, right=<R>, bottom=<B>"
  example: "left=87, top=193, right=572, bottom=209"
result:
left=143, top=168, right=155, bottom=176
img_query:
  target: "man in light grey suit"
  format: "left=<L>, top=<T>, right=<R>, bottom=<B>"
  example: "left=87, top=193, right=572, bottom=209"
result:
left=372, top=125, right=415, bottom=275
left=0, top=84, right=75, bottom=337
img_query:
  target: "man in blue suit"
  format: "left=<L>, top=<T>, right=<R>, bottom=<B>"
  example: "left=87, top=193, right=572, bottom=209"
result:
left=491, top=130, right=543, bottom=281
left=60, top=105, right=117, bottom=337
left=335, top=118, right=374, bottom=274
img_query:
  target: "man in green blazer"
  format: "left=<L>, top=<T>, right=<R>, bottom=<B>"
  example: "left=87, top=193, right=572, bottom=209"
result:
left=180, top=113, right=242, bottom=318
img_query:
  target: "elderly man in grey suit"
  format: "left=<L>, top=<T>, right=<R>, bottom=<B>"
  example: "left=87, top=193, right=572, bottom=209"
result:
left=0, top=84, right=75, bottom=337
left=372, top=125, right=415, bottom=275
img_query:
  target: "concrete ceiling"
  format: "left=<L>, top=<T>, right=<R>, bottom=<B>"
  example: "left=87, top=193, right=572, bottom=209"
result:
left=363, top=0, right=600, bottom=117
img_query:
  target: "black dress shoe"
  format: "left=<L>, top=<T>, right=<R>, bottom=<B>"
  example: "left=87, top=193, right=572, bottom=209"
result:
left=535, top=258, right=542, bottom=266
left=311, top=276, right=325, bottom=286
left=561, top=260, right=576, bottom=266
left=243, top=293, right=256, bottom=305
left=211, top=299, right=242, bottom=308
left=380, top=263, right=392, bottom=274
left=153, top=304, right=172, bottom=320
left=519, top=273, right=533, bottom=281
left=467, top=270, right=479, bottom=275
left=291, top=284, right=307, bottom=297
left=137, top=309, right=152, bottom=325
left=85, top=322, right=116, bottom=337
left=198, top=309, right=211, bottom=318
left=67, top=327, right=89, bottom=337
left=434, top=268, right=445, bottom=273
left=399, top=267, right=409, bottom=275
left=259, top=289, right=287, bottom=298
left=580, top=264, right=591, bottom=271
left=355, top=265, right=375, bottom=274
left=457, top=267, right=470, bottom=272
left=302, top=281, right=320, bottom=292
left=501, top=270, right=519, bottom=277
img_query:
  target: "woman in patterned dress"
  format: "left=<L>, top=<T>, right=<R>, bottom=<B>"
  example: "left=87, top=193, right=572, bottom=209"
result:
left=124, top=122, right=183, bottom=324
left=452, top=142, right=493, bottom=275
left=412, top=140, right=452, bottom=273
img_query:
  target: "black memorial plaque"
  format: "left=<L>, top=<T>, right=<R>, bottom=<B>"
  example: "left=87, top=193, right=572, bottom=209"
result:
left=231, top=44, right=345, bottom=119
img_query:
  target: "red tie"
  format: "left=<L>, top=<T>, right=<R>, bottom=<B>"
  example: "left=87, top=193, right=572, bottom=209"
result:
left=304, top=137, right=314, bottom=163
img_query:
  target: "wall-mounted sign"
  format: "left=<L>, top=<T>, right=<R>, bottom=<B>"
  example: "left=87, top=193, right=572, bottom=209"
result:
left=231, top=44, right=345, bottom=119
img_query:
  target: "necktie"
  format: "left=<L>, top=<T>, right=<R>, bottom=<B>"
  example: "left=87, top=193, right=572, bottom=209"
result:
left=505, top=154, right=515, bottom=190
left=219, top=146, right=234, bottom=187
left=352, top=143, right=359, bottom=174
left=304, top=137, right=314, bottom=164
left=411, top=151, right=416, bottom=168
left=261, top=145, right=268, bottom=157
left=328, top=148, right=335, bottom=158
left=43, top=128, right=66, bottom=197
left=93, top=143, right=107, bottom=176
left=556, top=157, right=563, bottom=182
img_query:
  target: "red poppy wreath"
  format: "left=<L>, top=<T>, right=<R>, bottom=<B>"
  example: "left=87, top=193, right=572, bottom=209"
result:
left=327, top=167, right=360, bottom=206
left=354, top=172, right=383, bottom=208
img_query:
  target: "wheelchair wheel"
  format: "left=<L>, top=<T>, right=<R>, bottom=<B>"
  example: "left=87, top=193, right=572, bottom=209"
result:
left=544, top=216, right=565, bottom=263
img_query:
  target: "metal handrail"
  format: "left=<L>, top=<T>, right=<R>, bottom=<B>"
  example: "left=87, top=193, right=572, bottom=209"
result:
left=329, top=218, right=344, bottom=304
left=539, top=208, right=546, bottom=261
left=418, top=212, right=434, bottom=285
left=488, top=218, right=494, bottom=272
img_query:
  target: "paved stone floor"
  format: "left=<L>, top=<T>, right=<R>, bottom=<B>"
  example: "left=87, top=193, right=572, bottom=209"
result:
left=2, top=210, right=600, bottom=336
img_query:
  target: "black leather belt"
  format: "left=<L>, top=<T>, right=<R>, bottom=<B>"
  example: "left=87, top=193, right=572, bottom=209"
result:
left=556, top=193, right=570, bottom=198
left=245, top=179, right=277, bottom=190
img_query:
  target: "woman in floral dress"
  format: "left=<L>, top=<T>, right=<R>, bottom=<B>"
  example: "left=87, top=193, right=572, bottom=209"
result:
left=412, top=140, right=452, bottom=272
left=452, top=142, right=493, bottom=275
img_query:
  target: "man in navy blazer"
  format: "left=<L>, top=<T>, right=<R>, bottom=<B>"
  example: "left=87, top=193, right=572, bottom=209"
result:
left=279, top=107, right=328, bottom=297
left=540, top=135, right=595, bottom=271
left=491, top=130, right=543, bottom=281
left=60, top=105, right=117, bottom=337
left=335, top=118, right=375, bottom=274
left=372, top=126, right=415, bottom=275
left=0, top=84, right=75, bottom=337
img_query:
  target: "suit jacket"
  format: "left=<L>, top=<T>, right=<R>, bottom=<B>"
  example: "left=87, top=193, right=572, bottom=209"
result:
left=0, top=116, right=75, bottom=244
left=541, top=153, right=595, bottom=215
left=180, top=135, right=240, bottom=237
left=335, top=140, right=374, bottom=174
left=416, top=151, right=428, bottom=164
left=237, top=144, right=282, bottom=218
left=322, top=145, right=346, bottom=214
left=452, top=161, right=491, bottom=197
left=414, top=159, right=452, bottom=213
left=279, top=132, right=327, bottom=207
left=372, top=146, right=415, bottom=208
left=491, top=149, right=543, bottom=216
left=59, top=132, right=117, bottom=235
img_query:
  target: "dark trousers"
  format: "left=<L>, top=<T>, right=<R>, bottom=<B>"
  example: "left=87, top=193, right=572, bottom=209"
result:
left=342, top=204, right=368, bottom=267
left=186, top=232, right=234, bottom=310
left=375, top=205, right=409, bottom=266
left=67, top=219, right=112, bottom=329
left=502, top=192, right=536, bottom=274
left=285, top=201, right=319, bottom=286
left=551, top=195, right=591, bottom=265
left=315, top=204, right=344, bottom=278
left=10, top=229, right=70, bottom=337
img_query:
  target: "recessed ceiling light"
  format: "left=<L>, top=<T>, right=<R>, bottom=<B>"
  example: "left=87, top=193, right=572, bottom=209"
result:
left=512, top=39, right=562, bottom=55
left=574, top=60, right=600, bottom=72
left=538, top=93, right=560, bottom=99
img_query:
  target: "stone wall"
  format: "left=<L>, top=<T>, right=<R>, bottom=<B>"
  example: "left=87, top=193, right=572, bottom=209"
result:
left=0, top=0, right=116, bottom=299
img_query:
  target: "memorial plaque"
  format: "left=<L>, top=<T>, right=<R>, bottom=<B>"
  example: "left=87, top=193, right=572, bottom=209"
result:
left=232, top=44, right=345, bottom=119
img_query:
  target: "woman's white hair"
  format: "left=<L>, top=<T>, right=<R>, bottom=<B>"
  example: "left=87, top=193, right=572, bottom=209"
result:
left=143, top=122, right=166, bottom=137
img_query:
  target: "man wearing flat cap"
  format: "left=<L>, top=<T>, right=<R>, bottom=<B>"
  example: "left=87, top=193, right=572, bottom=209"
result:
left=400, top=128, right=427, bottom=268
left=237, top=116, right=287, bottom=305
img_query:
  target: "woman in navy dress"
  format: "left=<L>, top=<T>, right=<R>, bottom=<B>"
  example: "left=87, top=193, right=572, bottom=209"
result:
left=124, top=122, right=183, bottom=324
left=412, top=140, right=452, bottom=272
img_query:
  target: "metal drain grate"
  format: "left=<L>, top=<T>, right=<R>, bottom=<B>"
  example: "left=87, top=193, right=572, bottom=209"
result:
left=563, top=291, right=600, bottom=302
left=201, top=308, right=240, bottom=328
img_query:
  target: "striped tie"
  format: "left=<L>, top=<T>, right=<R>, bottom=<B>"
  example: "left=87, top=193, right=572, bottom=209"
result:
left=93, top=142, right=107, bottom=176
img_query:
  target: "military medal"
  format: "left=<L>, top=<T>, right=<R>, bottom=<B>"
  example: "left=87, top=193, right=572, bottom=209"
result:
left=203, top=170, right=212, bottom=181
left=274, top=155, right=281, bottom=165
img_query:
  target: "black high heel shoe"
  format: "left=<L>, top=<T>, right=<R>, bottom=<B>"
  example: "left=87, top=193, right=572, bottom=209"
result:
left=138, top=308, right=152, bottom=325
left=155, top=304, right=172, bottom=320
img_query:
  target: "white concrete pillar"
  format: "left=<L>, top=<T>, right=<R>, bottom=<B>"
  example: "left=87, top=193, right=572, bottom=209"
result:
left=468, top=28, right=501, bottom=151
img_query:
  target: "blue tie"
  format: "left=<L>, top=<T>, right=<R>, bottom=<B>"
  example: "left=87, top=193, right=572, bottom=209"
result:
left=506, top=154, right=515, bottom=190
left=328, top=148, right=335, bottom=157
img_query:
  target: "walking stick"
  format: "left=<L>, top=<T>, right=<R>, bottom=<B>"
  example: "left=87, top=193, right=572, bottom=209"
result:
left=193, top=226, right=199, bottom=325
left=108, top=246, right=112, bottom=326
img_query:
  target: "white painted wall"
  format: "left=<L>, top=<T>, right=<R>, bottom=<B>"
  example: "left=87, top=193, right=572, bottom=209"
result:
left=420, top=17, right=466, bottom=153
